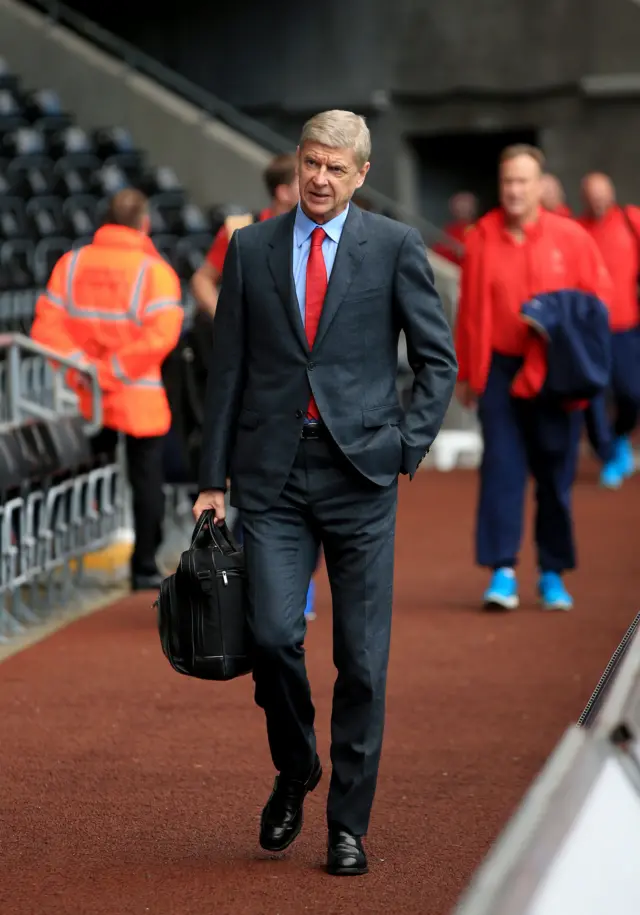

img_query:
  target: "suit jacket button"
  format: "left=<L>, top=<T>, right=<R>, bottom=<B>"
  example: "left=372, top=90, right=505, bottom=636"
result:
left=307, top=362, right=315, bottom=370
left=295, top=409, right=303, bottom=418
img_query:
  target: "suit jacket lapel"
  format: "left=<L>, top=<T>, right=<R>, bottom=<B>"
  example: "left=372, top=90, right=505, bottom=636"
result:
left=267, top=209, right=310, bottom=354
left=312, top=203, right=367, bottom=352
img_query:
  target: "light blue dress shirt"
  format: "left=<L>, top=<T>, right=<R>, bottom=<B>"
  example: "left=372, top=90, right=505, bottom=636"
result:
left=292, top=202, right=349, bottom=323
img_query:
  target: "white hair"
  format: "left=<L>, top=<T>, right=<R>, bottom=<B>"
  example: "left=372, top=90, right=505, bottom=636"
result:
left=300, top=110, right=371, bottom=168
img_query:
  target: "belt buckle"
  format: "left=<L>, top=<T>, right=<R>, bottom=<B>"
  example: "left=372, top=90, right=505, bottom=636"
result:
left=302, top=422, right=322, bottom=440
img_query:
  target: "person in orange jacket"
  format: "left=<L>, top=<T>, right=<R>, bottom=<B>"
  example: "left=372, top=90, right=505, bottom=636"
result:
left=455, top=145, right=611, bottom=613
left=432, top=192, right=478, bottom=266
left=31, top=188, right=184, bottom=591
left=540, top=172, right=573, bottom=218
left=578, top=173, right=640, bottom=489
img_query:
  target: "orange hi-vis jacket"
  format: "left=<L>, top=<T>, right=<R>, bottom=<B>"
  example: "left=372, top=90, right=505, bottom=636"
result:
left=31, top=225, right=184, bottom=437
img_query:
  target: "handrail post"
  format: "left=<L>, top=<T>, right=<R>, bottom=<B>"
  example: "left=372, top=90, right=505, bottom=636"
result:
left=6, top=338, right=21, bottom=426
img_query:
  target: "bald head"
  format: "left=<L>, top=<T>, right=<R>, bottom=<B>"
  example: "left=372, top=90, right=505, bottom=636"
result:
left=449, top=192, right=477, bottom=223
left=105, top=188, right=150, bottom=233
left=582, top=172, right=615, bottom=219
left=540, top=173, right=565, bottom=212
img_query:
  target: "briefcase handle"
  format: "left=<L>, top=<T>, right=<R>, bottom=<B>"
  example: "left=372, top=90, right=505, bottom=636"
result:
left=191, top=509, right=241, bottom=555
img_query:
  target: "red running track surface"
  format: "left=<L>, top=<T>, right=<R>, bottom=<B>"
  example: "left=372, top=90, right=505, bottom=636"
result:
left=0, top=465, right=638, bottom=915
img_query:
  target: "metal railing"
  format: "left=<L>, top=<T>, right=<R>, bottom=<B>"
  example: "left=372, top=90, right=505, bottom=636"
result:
left=0, top=333, right=122, bottom=642
left=451, top=611, right=640, bottom=913
left=0, top=331, right=102, bottom=433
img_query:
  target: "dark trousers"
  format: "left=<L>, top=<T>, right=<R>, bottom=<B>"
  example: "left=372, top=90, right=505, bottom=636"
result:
left=240, top=433, right=398, bottom=837
left=584, top=393, right=638, bottom=462
left=476, top=354, right=582, bottom=573
left=90, top=427, right=165, bottom=577
left=584, top=327, right=640, bottom=461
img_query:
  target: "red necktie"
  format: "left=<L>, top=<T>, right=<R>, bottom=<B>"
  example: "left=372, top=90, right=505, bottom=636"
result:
left=304, top=226, right=327, bottom=420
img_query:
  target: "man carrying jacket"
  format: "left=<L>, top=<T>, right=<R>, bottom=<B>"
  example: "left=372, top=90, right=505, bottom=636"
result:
left=31, top=189, right=184, bottom=591
left=455, top=145, right=611, bottom=613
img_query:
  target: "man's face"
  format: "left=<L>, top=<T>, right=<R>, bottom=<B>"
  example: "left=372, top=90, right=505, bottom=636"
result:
left=499, top=154, right=543, bottom=220
left=450, top=192, right=477, bottom=223
left=297, top=141, right=369, bottom=224
left=540, top=174, right=564, bottom=212
left=582, top=174, right=614, bottom=219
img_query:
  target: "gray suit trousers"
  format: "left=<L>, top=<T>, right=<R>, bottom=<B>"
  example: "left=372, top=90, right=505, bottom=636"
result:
left=240, top=432, right=397, bottom=837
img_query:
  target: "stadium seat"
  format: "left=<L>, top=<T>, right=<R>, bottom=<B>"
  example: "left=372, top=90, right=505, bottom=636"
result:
left=175, top=234, right=213, bottom=280
left=141, top=165, right=185, bottom=198
left=26, top=196, right=66, bottom=239
left=148, top=203, right=170, bottom=235
left=49, top=126, right=96, bottom=161
left=0, top=167, right=10, bottom=196
left=0, top=196, right=29, bottom=239
left=92, top=162, right=130, bottom=198
left=53, top=165, right=93, bottom=198
left=7, top=159, right=56, bottom=197
left=62, top=195, right=98, bottom=239
left=94, top=126, right=145, bottom=176
left=150, top=192, right=188, bottom=234
left=2, top=126, right=48, bottom=159
left=0, top=239, right=35, bottom=288
left=0, top=56, right=18, bottom=93
left=177, top=202, right=209, bottom=235
left=24, top=89, right=72, bottom=134
left=33, top=237, right=72, bottom=286
left=151, top=234, right=180, bottom=269
left=71, top=236, right=94, bottom=250
left=54, top=152, right=102, bottom=193
left=0, top=89, right=26, bottom=133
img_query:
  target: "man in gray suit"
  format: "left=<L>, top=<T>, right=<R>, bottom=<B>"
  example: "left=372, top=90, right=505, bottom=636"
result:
left=194, top=110, right=457, bottom=876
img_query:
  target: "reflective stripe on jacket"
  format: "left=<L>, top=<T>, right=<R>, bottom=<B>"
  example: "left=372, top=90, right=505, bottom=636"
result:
left=31, top=224, right=184, bottom=436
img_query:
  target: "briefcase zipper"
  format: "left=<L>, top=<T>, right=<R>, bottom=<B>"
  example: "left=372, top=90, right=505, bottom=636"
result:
left=216, top=569, right=241, bottom=587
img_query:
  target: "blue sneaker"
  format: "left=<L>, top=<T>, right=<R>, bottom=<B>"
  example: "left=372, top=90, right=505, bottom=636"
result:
left=304, top=579, right=316, bottom=621
left=613, top=436, right=635, bottom=478
left=538, top=571, right=573, bottom=611
left=600, top=458, right=624, bottom=490
left=483, top=568, right=519, bottom=610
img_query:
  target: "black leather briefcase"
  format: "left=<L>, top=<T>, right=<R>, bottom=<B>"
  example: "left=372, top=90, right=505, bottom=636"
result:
left=155, top=510, right=253, bottom=681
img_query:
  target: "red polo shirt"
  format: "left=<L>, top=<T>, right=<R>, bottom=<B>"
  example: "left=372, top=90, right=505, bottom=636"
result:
left=205, top=207, right=274, bottom=274
left=577, top=205, right=640, bottom=332
left=456, top=207, right=612, bottom=395
left=432, top=221, right=474, bottom=266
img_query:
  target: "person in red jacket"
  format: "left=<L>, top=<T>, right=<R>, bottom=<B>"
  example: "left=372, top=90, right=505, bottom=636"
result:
left=578, top=173, right=640, bottom=488
left=541, top=173, right=573, bottom=218
left=190, top=153, right=299, bottom=316
left=432, top=192, right=478, bottom=266
left=455, top=145, right=611, bottom=613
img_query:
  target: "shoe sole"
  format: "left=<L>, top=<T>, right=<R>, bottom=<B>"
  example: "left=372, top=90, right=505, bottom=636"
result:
left=327, top=863, right=369, bottom=876
left=483, top=595, right=519, bottom=611
left=259, top=764, right=323, bottom=853
left=539, top=600, right=573, bottom=612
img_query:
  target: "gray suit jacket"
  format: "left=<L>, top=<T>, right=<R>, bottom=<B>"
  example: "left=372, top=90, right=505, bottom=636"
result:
left=198, top=204, right=458, bottom=512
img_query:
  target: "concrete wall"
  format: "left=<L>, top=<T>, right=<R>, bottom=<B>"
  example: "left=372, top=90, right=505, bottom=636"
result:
left=0, top=0, right=273, bottom=211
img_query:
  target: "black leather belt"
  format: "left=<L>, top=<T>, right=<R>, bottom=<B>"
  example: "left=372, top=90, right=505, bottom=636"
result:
left=300, top=422, right=327, bottom=440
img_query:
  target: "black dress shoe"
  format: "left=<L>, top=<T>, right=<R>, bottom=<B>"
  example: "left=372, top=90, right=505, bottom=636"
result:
left=259, top=755, right=322, bottom=852
left=327, top=829, right=368, bottom=876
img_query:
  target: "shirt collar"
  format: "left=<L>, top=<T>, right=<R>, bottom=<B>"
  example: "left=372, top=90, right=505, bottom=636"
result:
left=294, top=202, right=350, bottom=247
